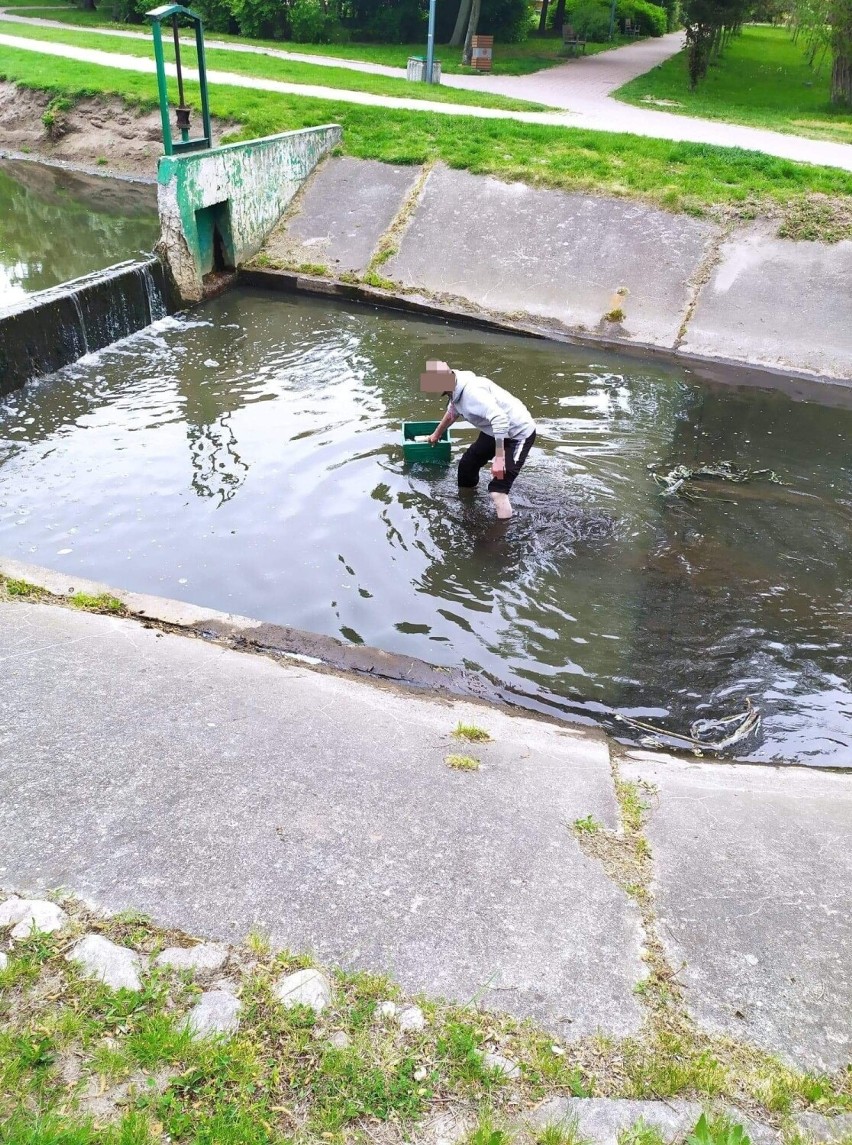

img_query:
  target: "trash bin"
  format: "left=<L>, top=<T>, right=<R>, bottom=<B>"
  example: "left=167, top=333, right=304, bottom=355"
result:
left=470, top=35, right=493, bottom=71
left=406, top=55, right=442, bottom=83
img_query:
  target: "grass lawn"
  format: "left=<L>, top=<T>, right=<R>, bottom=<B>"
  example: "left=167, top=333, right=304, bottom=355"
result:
left=2, top=43, right=852, bottom=227
left=1, top=3, right=639, bottom=75
left=0, top=21, right=548, bottom=109
left=614, top=23, right=852, bottom=145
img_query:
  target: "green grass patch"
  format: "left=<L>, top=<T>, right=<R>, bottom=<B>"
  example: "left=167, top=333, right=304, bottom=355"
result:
left=0, top=18, right=548, bottom=109
left=69, top=591, right=124, bottom=613
left=452, top=721, right=493, bottom=742
left=3, top=47, right=852, bottom=217
left=1, top=891, right=850, bottom=1144
left=446, top=753, right=480, bottom=771
left=614, top=24, right=852, bottom=145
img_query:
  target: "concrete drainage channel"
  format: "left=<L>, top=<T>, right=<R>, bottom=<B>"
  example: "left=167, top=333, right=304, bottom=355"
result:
left=242, top=157, right=852, bottom=385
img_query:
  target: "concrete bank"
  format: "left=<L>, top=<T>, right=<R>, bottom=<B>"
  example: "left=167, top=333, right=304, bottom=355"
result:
left=249, top=157, right=852, bottom=384
left=0, top=558, right=850, bottom=1075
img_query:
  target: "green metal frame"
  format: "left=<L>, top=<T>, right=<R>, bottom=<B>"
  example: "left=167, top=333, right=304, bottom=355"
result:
left=146, top=4, right=212, bottom=156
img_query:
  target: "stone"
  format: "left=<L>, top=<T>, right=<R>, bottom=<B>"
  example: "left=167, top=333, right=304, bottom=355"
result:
left=0, top=896, right=67, bottom=940
left=793, top=1113, right=852, bottom=1143
left=398, top=1005, right=426, bottom=1032
left=274, top=968, right=332, bottom=1013
left=155, top=943, right=229, bottom=973
left=0, top=951, right=7, bottom=970
left=483, top=1052, right=521, bottom=1080
left=527, top=1097, right=703, bottom=1145
left=413, top=1065, right=428, bottom=1081
left=185, top=989, right=241, bottom=1038
left=377, top=1000, right=398, bottom=1019
left=67, top=934, right=144, bottom=992
left=328, top=1030, right=351, bottom=1049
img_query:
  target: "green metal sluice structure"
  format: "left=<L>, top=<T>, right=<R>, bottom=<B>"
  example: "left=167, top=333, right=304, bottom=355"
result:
left=146, top=4, right=213, bottom=155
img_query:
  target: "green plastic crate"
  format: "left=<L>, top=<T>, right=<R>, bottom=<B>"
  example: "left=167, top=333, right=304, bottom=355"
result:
left=402, top=420, right=452, bottom=465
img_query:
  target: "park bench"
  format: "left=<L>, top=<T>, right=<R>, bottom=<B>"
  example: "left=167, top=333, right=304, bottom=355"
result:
left=561, top=24, right=587, bottom=55
left=623, top=17, right=642, bottom=36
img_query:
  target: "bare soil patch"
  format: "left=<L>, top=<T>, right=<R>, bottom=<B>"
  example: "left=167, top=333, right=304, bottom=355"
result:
left=0, top=81, right=238, bottom=178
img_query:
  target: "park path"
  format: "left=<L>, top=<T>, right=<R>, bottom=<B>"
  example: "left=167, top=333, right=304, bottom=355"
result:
left=1, top=16, right=852, bottom=170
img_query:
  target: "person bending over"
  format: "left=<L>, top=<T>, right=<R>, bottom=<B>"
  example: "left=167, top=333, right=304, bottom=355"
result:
left=420, top=360, right=537, bottom=520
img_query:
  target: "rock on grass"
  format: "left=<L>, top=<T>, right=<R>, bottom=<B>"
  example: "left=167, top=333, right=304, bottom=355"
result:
left=67, top=934, right=145, bottom=991
left=274, top=967, right=332, bottom=1013
left=0, top=896, right=67, bottom=940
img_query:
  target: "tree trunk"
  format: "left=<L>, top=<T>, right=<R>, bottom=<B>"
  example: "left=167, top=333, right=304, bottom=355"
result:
left=538, top=0, right=550, bottom=34
left=462, top=0, right=482, bottom=65
left=831, top=49, right=852, bottom=104
left=450, top=0, right=472, bottom=47
left=552, top=0, right=566, bottom=33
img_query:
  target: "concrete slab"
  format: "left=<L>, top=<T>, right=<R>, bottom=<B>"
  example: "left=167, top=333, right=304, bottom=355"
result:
left=385, top=165, right=718, bottom=348
left=262, top=157, right=420, bottom=274
left=681, top=224, right=852, bottom=380
left=621, top=758, right=852, bottom=1071
left=0, top=600, right=644, bottom=1039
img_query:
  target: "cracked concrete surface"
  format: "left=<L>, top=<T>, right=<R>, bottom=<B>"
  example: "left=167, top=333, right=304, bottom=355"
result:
left=0, top=598, right=644, bottom=1040
left=622, top=756, right=852, bottom=1072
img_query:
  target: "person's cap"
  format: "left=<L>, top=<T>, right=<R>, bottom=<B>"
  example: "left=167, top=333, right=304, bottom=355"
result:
left=420, top=360, right=454, bottom=393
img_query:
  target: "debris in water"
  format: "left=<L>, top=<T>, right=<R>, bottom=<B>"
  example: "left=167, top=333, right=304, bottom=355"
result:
left=617, top=698, right=761, bottom=754
left=650, top=460, right=784, bottom=500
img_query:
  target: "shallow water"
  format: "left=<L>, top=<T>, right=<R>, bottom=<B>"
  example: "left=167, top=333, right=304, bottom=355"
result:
left=0, top=159, right=158, bottom=307
left=1, top=288, right=850, bottom=765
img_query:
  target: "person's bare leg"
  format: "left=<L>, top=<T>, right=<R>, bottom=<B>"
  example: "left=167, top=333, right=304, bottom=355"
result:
left=490, top=492, right=513, bottom=519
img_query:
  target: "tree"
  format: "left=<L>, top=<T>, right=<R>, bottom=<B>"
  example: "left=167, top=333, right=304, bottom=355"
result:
left=450, top=0, right=473, bottom=45
left=462, top=0, right=482, bottom=63
left=790, top=0, right=852, bottom=105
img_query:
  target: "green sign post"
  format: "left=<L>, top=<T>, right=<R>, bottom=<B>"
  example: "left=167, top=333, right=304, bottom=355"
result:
left=146, top=3, right=212, bottom=155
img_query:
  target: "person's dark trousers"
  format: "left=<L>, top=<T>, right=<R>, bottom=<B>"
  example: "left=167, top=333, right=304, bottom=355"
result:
left=457, top=430, right=537, bottom=494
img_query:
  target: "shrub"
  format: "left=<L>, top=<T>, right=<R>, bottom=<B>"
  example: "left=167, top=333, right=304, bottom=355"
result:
left=194, top=0, right=240, bottom=33
left=230, top=0, right=290, bottom=39
left=632, top=0, right=667, bottom=34
left=569, top=1, right=612, bottom=40
left=478, top=0, right=531, bottom=41
left=361, top=0, right=425, bottom=42
left=290, top=0, right=332, bottom=40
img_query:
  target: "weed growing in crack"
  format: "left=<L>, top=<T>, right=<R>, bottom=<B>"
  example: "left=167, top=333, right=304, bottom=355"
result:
left=446, top=754, right=480, bottom=772
left=453, top=722, right=492, bottom=743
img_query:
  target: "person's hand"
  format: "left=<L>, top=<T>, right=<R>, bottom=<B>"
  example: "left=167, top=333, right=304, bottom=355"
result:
left=428, top=431, right=440, bottom=446
left=492, top=455, right=506, bottom=479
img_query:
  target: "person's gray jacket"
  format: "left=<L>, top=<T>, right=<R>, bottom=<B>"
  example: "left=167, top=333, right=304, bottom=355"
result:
left=450, top=370, right=535, bottom=445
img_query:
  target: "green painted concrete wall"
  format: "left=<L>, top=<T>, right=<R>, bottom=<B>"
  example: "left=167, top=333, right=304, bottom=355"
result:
left=157, top=125, right=342, bottom=302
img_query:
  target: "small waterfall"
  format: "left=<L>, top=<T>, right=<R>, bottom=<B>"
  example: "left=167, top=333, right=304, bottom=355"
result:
left=139, top=263, right=168, bottom=323
left=0, top=257, right=173, bottom=397
left=70, top=292, right=89, bottom=357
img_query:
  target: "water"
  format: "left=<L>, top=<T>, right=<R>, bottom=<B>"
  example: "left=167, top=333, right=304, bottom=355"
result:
left=1, top=288, right=850, bottom=766
left=0, top=158, right=158, bottom=308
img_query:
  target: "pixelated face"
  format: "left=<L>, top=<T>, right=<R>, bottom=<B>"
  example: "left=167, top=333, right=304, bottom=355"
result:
left=420, top=360, right=454, bottom=393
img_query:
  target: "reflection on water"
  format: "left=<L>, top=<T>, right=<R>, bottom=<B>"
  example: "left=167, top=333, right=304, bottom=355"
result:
left=0, top=159, right=158, bottom=306
left=0, top=288, right=850, bottom=766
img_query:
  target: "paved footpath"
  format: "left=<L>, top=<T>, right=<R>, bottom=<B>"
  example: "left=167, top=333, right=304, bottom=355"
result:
left=0, top=568, right=850, bottom=1072
left=1, top=17, right=852, bottom=170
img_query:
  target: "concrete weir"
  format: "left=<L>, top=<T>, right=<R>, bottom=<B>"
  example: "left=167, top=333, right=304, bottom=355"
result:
left=0, top=257, right=172, bottom=397
left=156, top=125, right=342, bottom=302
